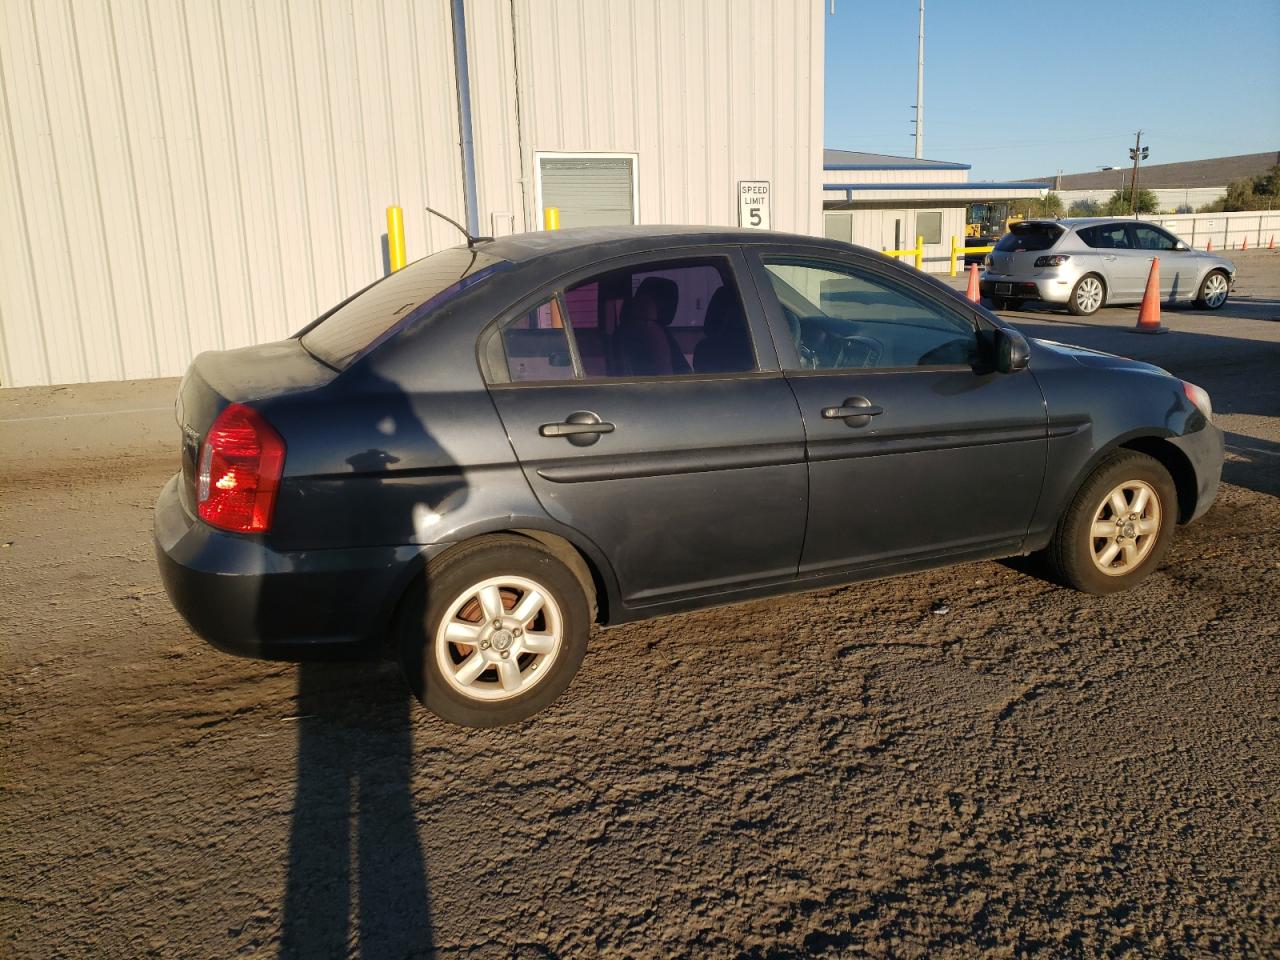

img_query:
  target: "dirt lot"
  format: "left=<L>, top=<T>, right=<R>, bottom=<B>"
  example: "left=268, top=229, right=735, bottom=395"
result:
left=3, top=253, right=1279, bottom=958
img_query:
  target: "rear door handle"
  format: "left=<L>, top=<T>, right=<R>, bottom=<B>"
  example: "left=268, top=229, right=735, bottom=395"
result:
left=539, top=411, right=615, bottom=446
left=822, top=397, right=883, bottom=427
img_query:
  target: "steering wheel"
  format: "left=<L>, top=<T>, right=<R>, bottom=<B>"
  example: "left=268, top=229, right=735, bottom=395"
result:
left=834, top=335, right=883, bottom=369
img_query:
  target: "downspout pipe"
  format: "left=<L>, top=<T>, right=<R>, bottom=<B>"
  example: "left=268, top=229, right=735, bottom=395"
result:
left=450, top=0, right=480, bottom=236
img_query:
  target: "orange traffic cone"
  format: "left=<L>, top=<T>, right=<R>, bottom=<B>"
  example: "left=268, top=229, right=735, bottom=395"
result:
left=1269, top=235, right=1275, bottom=250
left=965, top=262, right=981, bottom=303
left=1207, top=238, right=1213, bottom=251
left=1131, top=257, right=1168, bottom=335
left=1242, top=235, right=1249, bottom=250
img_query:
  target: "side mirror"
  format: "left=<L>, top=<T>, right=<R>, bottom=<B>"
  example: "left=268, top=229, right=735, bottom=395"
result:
left=1174, top=240, right=1189, bottom=252
left=996, top=327, right=1030, bottom=373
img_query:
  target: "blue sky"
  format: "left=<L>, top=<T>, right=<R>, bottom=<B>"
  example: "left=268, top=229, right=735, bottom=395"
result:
left=824, top=0, right=1280, bottom=181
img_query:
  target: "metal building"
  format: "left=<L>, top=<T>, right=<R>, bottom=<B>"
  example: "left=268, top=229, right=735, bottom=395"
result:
left=0, top=0, right=824, bottom=388
left=821, top=150, right=1045, bottom=273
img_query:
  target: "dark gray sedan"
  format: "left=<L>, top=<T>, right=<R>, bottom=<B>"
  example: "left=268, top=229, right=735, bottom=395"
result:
left=156, top=227, right=1223, bottom=726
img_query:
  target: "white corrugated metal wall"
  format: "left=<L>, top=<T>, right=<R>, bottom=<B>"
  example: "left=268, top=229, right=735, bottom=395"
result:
left=497, top=0, right=824, bottom=236
left=0, top=0, right=824, bottom=388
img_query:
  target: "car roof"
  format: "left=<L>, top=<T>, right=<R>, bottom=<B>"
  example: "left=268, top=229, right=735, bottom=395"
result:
left=1018, top=217, right=1155, bottom=229
left=470, top=225, right=849, bottom=265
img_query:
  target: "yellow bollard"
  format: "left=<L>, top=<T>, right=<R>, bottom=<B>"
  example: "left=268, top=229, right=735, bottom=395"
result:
left=386, top=206, right=406, bottom=272
left=950, top=236, right=960, bottom=277
left=544, top=206, right=560, bottom=231
left=914, top=235, right=924, bottom=271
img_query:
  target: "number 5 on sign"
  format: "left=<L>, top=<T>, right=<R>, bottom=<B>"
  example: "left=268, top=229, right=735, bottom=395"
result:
left=738, top=181, right=771, bottom=229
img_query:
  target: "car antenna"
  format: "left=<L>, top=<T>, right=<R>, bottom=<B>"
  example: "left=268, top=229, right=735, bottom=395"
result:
left=425, top=206, right=492, bottom=248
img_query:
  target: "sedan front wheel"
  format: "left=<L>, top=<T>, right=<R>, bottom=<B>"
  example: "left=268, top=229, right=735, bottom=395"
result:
left=1043, top=450, right=1177, bottom=594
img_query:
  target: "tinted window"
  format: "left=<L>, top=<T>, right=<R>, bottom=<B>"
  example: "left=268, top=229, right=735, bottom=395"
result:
left=1077, top=224, right=1132, bottom=249
left=994, top=223, right=1063, bottom=252
left=763, top=260, right=978, bottom=370
left=301, top=247, right=505, bottom=368
left=1131, top=225, right=1176, bottom=251
left=560, top=259, right=755, bottom=377
left=501, top=299, right=575, bottom=382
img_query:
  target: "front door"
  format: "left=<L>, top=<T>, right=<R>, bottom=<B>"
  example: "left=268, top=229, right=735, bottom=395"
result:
left=484, top=249, right=807, bottom=605
left=1130, top=223, right=1197, bottom=301
left=748, top=251, right=1048, bottom=575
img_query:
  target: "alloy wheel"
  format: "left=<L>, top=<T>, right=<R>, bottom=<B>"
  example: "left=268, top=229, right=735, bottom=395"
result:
left=1202, top=273, right=1229, bottom=308
left=1088, top=480, right=1161, bottom=575
left=434, top=575, right=563, bottom=701
left=1076, top=277, right=1103, bottom=313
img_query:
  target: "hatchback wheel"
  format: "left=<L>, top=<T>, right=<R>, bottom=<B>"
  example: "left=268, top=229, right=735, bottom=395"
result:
left=1067, top=274, right=1105, bottom=316
left=398, top=535, right=589, bottom=727
left=1195, top=270, right=1230, bottom=310
left=1043, top=450, right=1177, bottom=594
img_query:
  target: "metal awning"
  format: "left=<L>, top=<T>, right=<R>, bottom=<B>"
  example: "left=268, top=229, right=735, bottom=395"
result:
left=823, top=182, right=1047, bottom=206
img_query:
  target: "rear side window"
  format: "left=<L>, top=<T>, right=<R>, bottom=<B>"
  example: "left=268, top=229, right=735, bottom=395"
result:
left=1077, top=224, right=1132, bottom=249
left=995, top=223, right=1064, bottom=252
left=492, top=257, right=756, bottom=383
left=300, top=247, right=505, bottom=368
left=502, top=299, right=575, bottom=382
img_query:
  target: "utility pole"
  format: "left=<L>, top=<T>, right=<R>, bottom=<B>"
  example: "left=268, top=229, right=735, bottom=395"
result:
left=1128, top=131, right=1148, bottom=216
left=914, top=0, right=925, bottom=159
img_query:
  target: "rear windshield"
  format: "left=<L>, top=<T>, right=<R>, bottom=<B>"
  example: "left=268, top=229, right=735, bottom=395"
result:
left=995, top=223, right=1064, bottom=253
left=300, top=247, right=506, bottom=368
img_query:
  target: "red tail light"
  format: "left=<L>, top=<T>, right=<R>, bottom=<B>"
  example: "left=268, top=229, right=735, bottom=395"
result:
left=197, top=404, right=286, bottom=533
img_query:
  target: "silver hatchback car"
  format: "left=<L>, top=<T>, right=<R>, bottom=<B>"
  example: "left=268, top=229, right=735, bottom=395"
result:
left=980, top=218, right=1236, bottom=316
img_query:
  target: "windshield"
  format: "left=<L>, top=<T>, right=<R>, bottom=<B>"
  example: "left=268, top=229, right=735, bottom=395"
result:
left=995, top=223, right=1063, bottom=253
left=300, top=246, right=506, bottom=368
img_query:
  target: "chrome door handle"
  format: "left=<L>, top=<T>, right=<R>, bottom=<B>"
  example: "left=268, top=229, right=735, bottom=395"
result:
left=539, top=411, right=614, bottom=446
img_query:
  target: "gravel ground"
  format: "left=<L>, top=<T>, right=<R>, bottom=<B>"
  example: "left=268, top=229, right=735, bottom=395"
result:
left=3, top=255, right=1279, bottom=959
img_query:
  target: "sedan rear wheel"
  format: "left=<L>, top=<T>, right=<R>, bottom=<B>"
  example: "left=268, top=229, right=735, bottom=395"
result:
left=1043, top=450, right=1177, bottom=594
left=1195, top=270, right=1230, bottom=310
left=1067, top=274, right=1105, bottom=316
left=398, top=535, right=588, bottom=727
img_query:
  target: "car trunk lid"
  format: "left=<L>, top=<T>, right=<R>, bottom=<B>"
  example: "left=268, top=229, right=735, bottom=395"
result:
left=176, top=339, right=337, bottom=513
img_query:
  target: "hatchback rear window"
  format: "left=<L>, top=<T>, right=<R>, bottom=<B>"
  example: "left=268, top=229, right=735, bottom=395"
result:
left=995, top=223, right=1064, bottom=253
left=300, top=247, right=506, bottom=369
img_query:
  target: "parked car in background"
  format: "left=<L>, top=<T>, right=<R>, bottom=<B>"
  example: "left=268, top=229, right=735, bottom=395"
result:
left=980, top=218, right=1236, bottom=315
left=155, top=227, right=1223, bottom=727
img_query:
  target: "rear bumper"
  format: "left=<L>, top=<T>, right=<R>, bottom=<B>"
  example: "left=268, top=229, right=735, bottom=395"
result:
left=981, top=274, right=1076, bottom=304
left=1168, top=424, right=1224, bottom=523
left=154, top=474, right=428, bottom=660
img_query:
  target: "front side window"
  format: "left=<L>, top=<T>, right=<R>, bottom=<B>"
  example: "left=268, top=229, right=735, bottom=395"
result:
left=1131, top=225, right=1176, bottom=251
left=763, top=260, right=978, bottom=370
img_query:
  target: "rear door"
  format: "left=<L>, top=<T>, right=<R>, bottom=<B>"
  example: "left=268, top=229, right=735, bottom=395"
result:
left=748, top=250, right=1047, bottom=575
left=483, top=248, right=808, bottom=606
left=1086, top=222, right=1148, bottom=300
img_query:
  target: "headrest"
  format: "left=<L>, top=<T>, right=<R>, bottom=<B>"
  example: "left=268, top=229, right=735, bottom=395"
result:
left=702, top=286, right=737, bottom=337
left=632, top=276, right=679, bottom=326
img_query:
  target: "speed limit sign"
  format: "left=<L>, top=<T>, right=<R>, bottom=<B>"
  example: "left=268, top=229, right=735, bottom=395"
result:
left=738, top=181, right=771, bottom=229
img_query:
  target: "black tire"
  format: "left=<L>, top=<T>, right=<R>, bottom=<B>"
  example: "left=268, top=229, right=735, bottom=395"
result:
left=397, top=535, right=589, bottom=727
left=1067, top=274, right=1106, bottom=316
left=1043, top=450, right=1178, bottom=594
left=1194, top=269, right=1230, bottom=310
